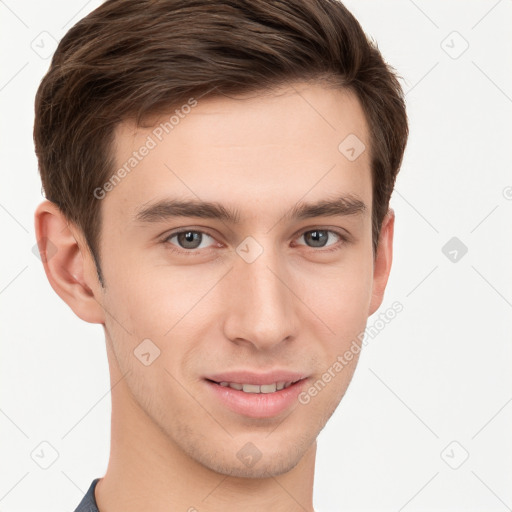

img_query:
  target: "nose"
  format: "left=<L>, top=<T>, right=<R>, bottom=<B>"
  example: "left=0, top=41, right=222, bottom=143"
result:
left=221, top=241, right=298, bottom=351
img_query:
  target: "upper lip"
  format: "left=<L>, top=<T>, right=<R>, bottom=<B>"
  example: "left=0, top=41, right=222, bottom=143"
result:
left=205, top=370, right=308, bottom=386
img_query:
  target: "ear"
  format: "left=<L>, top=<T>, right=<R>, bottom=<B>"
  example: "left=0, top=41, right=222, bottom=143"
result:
left=33, top=200, right=106, bottom=324
left=368, top=208, right=394, bottom=316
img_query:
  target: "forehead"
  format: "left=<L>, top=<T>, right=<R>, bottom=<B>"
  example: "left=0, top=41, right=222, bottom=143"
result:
left=105, top=82, right=372, bottom=226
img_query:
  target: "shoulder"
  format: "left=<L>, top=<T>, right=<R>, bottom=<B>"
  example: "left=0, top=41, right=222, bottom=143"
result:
left=72, top=478, right=101, bottom=512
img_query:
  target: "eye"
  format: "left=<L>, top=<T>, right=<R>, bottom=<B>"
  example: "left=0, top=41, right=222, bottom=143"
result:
left=295, top=229, right=346, bottom=252
left=161, top=227, right=348, bottom=256
left=163, top=229, right=218, bottom=253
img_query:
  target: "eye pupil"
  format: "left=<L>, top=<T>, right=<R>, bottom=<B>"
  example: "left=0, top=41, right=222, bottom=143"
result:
left=305, top=230, right=328, bottom=247
left=178, top=231, right=202, bottom=249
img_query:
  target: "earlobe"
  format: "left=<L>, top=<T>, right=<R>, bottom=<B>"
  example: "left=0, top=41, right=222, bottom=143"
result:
left=368, top=208, right=395, bottom=317
left=33, top=200, right=106, bottom=324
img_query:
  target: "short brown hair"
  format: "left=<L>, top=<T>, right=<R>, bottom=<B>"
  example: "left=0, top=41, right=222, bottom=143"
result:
left=34, top=0, right=408, bottom=287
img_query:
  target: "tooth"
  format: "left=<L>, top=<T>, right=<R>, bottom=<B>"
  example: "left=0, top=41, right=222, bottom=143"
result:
left=221, top=381, right=295, bottom=393
left=242, top=383, right=261, bottom=393
left=260, top=383, right=277, bottom=393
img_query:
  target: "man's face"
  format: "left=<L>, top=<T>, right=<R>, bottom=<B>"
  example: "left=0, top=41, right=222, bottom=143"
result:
left=95, top=82, right=383, bottom=477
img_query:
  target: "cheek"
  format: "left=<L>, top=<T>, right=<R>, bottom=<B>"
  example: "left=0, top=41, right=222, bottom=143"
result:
left=102, top=263, right=222, bottom=376
left=103, top=275, right=157, bottom=335
left=298, top=254, right=374, bottom=338
left=113, top=246, right=228, bottom=314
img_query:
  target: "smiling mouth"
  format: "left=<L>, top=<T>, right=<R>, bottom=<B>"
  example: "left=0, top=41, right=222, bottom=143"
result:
left=206, top=378, right=304, bottom=394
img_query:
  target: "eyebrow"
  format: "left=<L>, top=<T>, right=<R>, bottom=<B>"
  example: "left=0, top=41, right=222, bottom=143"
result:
left=133, top=194, right=367, bottom=225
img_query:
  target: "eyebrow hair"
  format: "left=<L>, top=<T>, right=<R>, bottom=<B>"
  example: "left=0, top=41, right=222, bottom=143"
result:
left=133, top=194, right=367, bottom=225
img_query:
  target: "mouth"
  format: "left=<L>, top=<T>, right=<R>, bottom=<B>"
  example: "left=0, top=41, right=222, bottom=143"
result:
left=204, top=373, right=309, bottom=419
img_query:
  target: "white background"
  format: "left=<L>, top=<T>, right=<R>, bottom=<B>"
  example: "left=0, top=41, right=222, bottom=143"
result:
left=1, top=1, right=511, bottom=511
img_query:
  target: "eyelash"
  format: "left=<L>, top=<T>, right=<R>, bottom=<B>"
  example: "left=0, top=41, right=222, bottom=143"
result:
left=161, top=227, right=349, bottom=256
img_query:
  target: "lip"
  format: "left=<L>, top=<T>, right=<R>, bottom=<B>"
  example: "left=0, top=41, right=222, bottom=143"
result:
left=204, top=370, right=309, bottom=419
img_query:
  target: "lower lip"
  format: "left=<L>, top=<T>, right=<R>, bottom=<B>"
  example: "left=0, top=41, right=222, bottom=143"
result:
left=205, top=378, right=308, bottom=419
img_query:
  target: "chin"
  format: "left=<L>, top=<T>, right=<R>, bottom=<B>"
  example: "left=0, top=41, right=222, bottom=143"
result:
left=208, top=453, right=303, bottom=479
left=187, top=432, right=314, bottom=479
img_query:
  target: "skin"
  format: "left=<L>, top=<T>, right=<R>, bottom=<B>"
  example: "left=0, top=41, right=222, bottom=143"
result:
left=34, top=81, right=394, bottom=512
